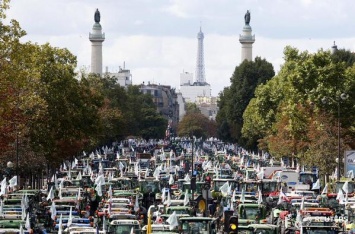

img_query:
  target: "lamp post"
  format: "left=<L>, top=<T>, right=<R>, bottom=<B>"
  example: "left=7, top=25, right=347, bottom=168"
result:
left=322, top=93, right=348, bottom=181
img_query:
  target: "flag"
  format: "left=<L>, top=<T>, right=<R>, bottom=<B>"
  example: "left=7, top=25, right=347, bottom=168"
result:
left=322, top=184, right=328, bottom=195
left=161, top=188, right=166, bottom=203
left=0, top=178, right=7, bottom=196
left=231, top=189, right=236, bottom=203
left=184, top=190, right=189, bottom=206
left=184, top=174, right=190, bottom=182
left=77, top=188, right=81, bottom=201
left=295, top=210, right=302, bottom=228
left=169, top=174, right=174, bottom=185
left=277, top=190, right=288, bottom=204
left=220, top=182, right=229, bottom=197
left=257, top=189, right=263, bottom=205
left=108, top=185, right=112, bottom=201
left=300, top=196, right=305, bottom=210
left=8, top=176, right=17, bottom=188
left=76, top=171, right=82, bottom=180
left=95, top=182, right=102, bottom=196
left=19, top=225, right=24, bottom=234
left=343, top=181, right=349, bottom=194
left=311, top=179, right=320, bottom=190
left=67, top=207, right=72, bottom=227
left=25, top=211, right=30, bottom=231
left=102, top=215, right=106, bottom=232
left=0, top=200, right=3, bottom=216
left=240, top=188, right=245, bottom=204
left=95, top=174, right=105, bottom=186
left=134, top=195, right=139, bottom=212
left=164, top=190, right=171, bottom=206
left=336, top=189, right=345, bottom=204
left=153, top=167, right=160, bottom=180
left=58, top=214, right=63, bottom=234
left=21, top=205, right=26, bottom=221
left=47, top=186, right=54, bottom=202
left=166, top=211, right=178, bottom=230
left=257, top=170, right=264, bottom=180
left=50, top=202, right=56, bottom=221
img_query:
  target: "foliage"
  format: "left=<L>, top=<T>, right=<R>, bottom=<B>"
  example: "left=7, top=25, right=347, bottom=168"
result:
left=185, top=102, right=201, bottom=114
left=242, top=46, right=355, bottom=174
left=216, top=57, right=275, bottom=148
left=0, top=2, right=169, bottom=173
left=177, top=112, right=217, bottom=139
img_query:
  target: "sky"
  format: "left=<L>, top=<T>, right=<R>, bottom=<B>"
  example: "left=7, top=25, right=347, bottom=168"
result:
left=5, top=0, right=355, bottom=96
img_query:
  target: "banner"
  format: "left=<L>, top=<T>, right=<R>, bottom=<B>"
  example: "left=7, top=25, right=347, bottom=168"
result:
left=344, top=150, right=355, bottom=177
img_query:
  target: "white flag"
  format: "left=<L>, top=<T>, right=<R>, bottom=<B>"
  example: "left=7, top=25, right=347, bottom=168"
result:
left=134, top=195, right=139, bottom=212
left=58, top=214, right=63, bottom=234
left=67, top=207, right=72, bottom=227
left=9, top=176, right=17, bottom=188
left=336, top=189, right=345, bottom=204
left=184, top=190, right=189, bottom=206
left=257, top=189, right=263, bottom=205
left=164, top=190, right=171, bottom=206
left=220, top=182, right=229, bottom=197
left=342, top=181, right=349, bottom=194
left=166, top=211, right=178, bottom=230
left=169, top=174, right=174, bottom=185
left=240, top=188, right=246, bottom=204
left=47, top=186, right=54, bottom=201
left=25, top=211, right=30, bottom=231
left=0, top=178, right=7, bottom=196
left=0, top=200, right=3, bottom=216
left=184, top=174, right=190, bottom=182
left=311, top=179, right=320, bottom=190
left=50, top=202, right=56, bottom=221
left=19, top=225, right=24, bottom=234
left=95, top=182, right=102, bottom=196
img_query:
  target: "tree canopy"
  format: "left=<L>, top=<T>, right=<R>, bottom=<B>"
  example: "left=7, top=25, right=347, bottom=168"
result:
left=242, top=46, right=355, bottom=176
left=216, top=57, right=275, bottom=148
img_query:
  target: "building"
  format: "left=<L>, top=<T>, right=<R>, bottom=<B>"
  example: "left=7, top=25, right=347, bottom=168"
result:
left=139, top=83, right=180, bottom=132
left=104, top=64, right=132, bottom=87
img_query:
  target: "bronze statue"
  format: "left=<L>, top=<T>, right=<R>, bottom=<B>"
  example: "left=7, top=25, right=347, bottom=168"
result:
left=244, top=10, right=250, bottom=25
left=94, top=9, right=100, bottom=23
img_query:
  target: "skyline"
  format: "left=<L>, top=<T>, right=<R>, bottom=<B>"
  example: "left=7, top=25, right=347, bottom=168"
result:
left=5, top=0, right=355, bottom=96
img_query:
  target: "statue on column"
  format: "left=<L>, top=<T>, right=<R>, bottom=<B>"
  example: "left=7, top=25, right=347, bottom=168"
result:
left=244, top=10, right=250, bottom=25
left=94, top=9, right=101, bottom=23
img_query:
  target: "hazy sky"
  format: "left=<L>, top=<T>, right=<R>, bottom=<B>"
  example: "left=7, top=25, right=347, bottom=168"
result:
left=5, top=0, right=355, bottom=96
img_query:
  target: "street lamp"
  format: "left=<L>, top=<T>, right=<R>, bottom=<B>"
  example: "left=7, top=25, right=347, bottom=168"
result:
left=322, top=93, right=348, bottom=181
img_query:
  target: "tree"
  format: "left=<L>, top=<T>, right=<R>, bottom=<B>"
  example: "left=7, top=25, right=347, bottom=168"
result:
left=177, top=113, right=216, bottom=139
left=217, top=57, right=275, bottom=148
left=242, top=46, right=355, bottom=174
left=185, top=102, right=201, bottom=114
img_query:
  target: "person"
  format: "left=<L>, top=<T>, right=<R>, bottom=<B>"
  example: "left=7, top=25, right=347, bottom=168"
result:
left=244, top=10, right=250, bottom=25
left=214, top=206, right=223, bottom=231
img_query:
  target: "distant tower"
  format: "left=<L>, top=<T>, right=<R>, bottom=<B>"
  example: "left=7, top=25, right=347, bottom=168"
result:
left=331, top=41, right=338, bottom=54
left=89, top=9, right=105, bottom=75
left=239, top=10, right=255, bottom=62
left=195, top=27, right=206, bottom=83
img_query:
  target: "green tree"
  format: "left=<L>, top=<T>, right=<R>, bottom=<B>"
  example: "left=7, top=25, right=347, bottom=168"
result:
left=242, top=46, right=355, bottom=173
left=218, top=57, right=274, bottom=148
left=185, top=102, right=201, bottom=114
